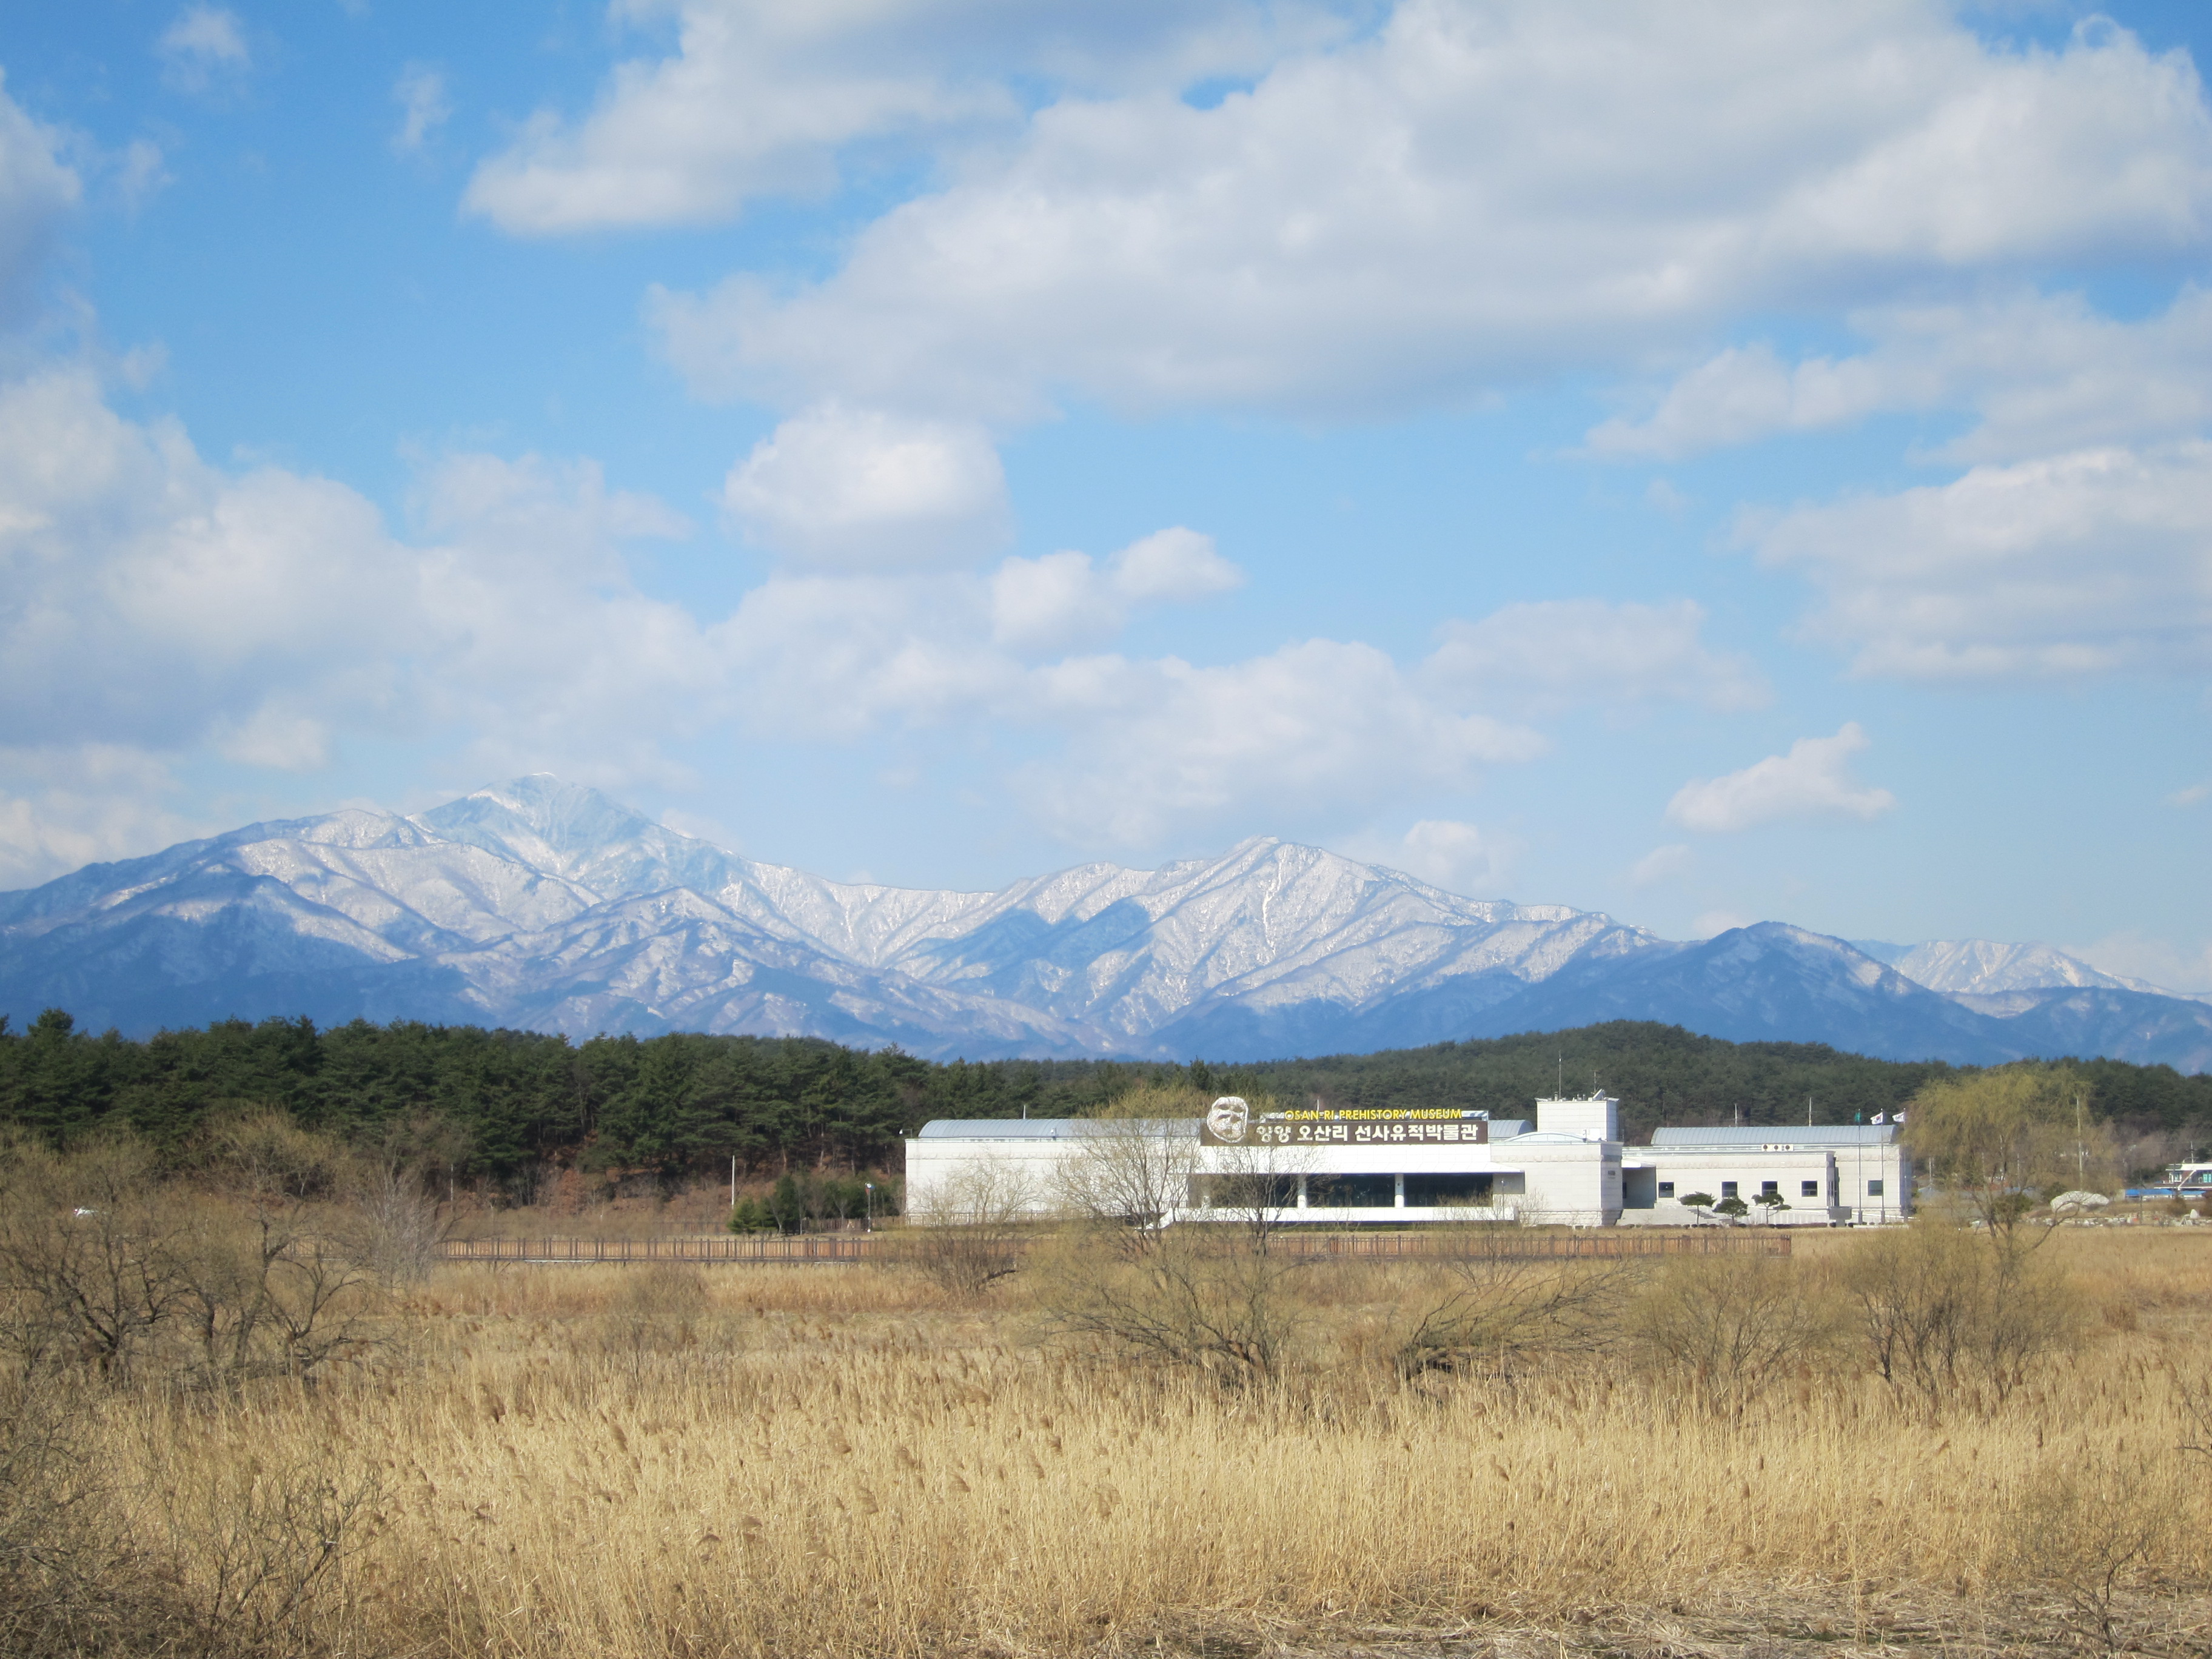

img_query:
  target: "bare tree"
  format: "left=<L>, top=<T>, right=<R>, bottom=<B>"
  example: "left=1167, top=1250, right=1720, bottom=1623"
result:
left=1196, top=1136, right=1315, bottom=1255
left=897, top=1162, right=1037, bottom=1298
left=170, top=1199, right=386, bottom=1387
left=0, top=1137, right=183, bottom=1381
left=1055, top=1114, right=1201, bottom=1252
left=347, top=1157, right=450, bottom=1289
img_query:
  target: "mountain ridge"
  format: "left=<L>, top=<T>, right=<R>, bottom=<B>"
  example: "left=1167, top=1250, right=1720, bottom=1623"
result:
left=2, top=775, right=2207, bottom=1071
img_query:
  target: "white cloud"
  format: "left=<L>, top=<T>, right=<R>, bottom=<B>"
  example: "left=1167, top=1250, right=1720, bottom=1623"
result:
left=651, top=3, right=2212, bottom=420
left=1016, top=639, right=1545, bottom=845
left=1424, top=599, right=1767, bottom=716
left=2070, top=932, right=2212, bottom=995
left=1749, top=441, right=2212, bottom=680
left=717, top=571, right=1021, bottom=739
left=721, top=402, right=1009, bottom=570
left=0, top=357, right=1617, bottom=882
left=158, top=6, right=250, bottom=95
left=2172, top=781, right=2211, bottom=806
left=1108, top=525, right=1242, bottom=605
left=0, top=746, right=198, bottom=891
left=392, top=65, right=452, bottom=156
left=463, top=0, right=1348, bottom=235
left=0, top=73, right=80, bottom=326
left=990, top=526, right=1241, bottom=652
left=0, top=367, right=720, bottom=847
left=1693, top=908, right=1758, bottom=938
left=1371, top=819, right=1519, bottom=896
left=1666, top=723, right=1896, bottom=833
left=0, top=369, right=414, bottom=752
left=1629, top=843, right=1692, bottom=887
left=990, top=551, right=1112, bottom=653
left=1587, top=287, right=2212, bottom=464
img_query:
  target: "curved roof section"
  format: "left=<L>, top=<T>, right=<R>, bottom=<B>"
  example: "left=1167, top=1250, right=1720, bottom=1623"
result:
left=1650, top=1125, right=1897, bottom=1147
left=916, top=1118, right=1201, bottom=1139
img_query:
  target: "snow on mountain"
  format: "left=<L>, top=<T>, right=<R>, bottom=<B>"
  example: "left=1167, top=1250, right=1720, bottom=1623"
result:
left=1948, top=988, right=2212, bottom=1074
left=1481, top=923, right=2024, bottom=1064
left=1855, top=938, right=2140, bottom=996
left=2, top=776, right=2207, bottom=1070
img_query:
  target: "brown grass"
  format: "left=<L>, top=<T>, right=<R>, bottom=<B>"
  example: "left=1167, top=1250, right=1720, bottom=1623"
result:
left=19, top=1227, right=2212, bottom=1657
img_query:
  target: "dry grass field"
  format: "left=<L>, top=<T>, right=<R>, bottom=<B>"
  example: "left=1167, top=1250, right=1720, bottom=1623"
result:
left=9, top=1215, right=2212, bottom=1659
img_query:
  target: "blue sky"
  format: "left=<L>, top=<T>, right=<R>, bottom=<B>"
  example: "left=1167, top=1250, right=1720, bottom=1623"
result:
left=1, top=0, right=2209, bottom=987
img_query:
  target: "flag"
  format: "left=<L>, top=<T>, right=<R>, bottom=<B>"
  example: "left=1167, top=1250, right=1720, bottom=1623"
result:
left=1872, top=1112, right=1886, bottom=1125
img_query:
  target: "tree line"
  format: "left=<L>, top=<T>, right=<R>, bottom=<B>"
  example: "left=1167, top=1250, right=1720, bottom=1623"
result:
left=2, top=1007, right=2205, bottom=1195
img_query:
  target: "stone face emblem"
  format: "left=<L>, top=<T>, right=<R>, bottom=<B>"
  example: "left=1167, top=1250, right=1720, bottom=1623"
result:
left=1205, top=1095, right=1250, bottom=1144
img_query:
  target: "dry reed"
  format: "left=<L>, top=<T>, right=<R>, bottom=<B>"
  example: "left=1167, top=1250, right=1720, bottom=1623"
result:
left=12, top=1227, right=2194, bottom=1657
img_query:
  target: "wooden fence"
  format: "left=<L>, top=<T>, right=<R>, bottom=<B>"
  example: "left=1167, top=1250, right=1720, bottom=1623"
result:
left=438, top=1235, right=875, bottom=1264
left=436, top=1226, right=1789, bottom=1266
left=1273, top=1228, right=1791, bottom=1259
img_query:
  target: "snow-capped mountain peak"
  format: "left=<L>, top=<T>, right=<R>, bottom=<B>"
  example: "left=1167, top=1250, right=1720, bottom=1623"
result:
left=2, top=777, right=2208, bottom=1071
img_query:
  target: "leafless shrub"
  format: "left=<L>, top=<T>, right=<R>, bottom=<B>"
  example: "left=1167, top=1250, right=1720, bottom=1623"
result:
left=1398, top=1234, right=1630, bottom=1381
left=1039, top=1227, right=1309, bottom=1386
left=604, top=1264, right=712, bottom=1372
left=896, top=1164, right=1036, bottom=1297
left=0, top=1366, right=198, bottom=1657
left=1842, top=1222, right=2082, bottom=1413
left=1624, top=1252, right=1840, bottom=1416
left=153, top=1434, right=381, bottom=1654
left=2005, top=1458, right=2184, bottom=1654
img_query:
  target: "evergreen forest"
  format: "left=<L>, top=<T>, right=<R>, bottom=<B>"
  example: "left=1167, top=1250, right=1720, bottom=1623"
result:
left=1, top=1007, right=2206, bottom=1196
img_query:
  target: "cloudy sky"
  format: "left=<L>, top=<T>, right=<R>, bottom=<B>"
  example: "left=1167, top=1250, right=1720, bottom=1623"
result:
left=2, top=1, right=2209, bottom=986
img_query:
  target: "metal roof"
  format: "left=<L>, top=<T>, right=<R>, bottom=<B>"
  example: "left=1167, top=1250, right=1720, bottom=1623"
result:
left=1649, top=1124, right=1897, bottom=1147
left=915, top=1118, right=1200, bottom=1140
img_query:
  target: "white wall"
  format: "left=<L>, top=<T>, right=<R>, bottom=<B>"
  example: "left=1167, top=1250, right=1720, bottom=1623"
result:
left=903, top=1122, right=1620, bottom=1227
left=1535, top=1095, right=1620, bottom=1141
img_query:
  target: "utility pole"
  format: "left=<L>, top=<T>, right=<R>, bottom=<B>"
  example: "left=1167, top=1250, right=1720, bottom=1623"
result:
left=730, top=1155, right=737, bottom=1212
left=2075, top=1091, right=2086, bottom=1186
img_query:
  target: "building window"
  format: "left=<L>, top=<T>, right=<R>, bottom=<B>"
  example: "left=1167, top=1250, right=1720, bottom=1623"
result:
left=1721, top=1181, right=1738, bottom=1199
left=1305, top=1174, right=1396, bottom=1208
left=1866, top=1179, right=1885, bottom=1197
left=1404, top=1173, right=1491, bottom=1207
left=1657, top=1181, right=1675, bottom=1199
left=1760, top=1180, right=1779, bottom=1197
left=1801, top=1180, right=1820, bottom=1198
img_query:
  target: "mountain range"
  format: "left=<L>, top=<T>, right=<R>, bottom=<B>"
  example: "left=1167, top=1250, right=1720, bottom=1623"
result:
left=2, top=776, right=2207, bottom=1072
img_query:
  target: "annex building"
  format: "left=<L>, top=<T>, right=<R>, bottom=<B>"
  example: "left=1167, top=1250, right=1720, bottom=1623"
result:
left=905, top=1096, right=1912, bottom=1228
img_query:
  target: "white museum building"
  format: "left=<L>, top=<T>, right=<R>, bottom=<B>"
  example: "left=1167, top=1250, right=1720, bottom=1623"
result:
left=904, top=1095, right=1913, bottom=1228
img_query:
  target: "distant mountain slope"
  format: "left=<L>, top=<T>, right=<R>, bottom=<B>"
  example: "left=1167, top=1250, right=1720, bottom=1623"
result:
left=1855, top=937, right=2153, bottom=996
left=1, top=774, right=2206, bottom=1070
left=1477, top=923, right=2025, bottom=1065
left=1951, top=987, right=2212, bottom=1076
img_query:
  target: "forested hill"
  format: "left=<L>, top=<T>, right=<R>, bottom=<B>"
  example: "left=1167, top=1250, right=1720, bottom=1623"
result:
left=2, top=1010, right=2207, bottom=1191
